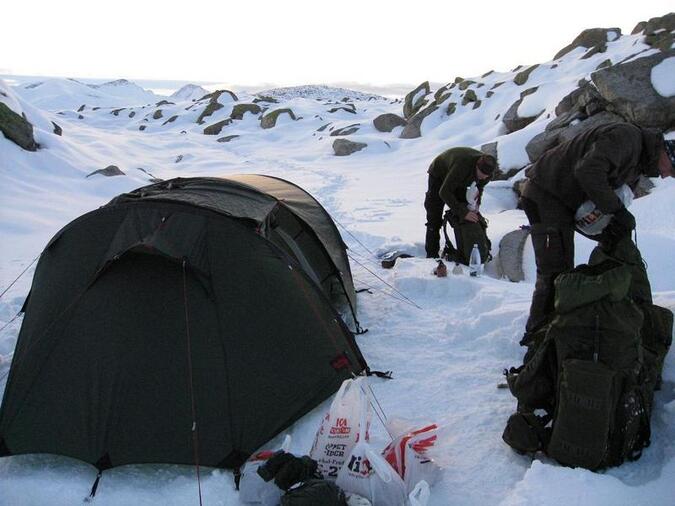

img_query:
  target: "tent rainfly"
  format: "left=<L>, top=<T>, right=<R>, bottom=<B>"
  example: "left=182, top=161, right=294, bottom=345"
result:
left=0, top=175, right=369, bottom=474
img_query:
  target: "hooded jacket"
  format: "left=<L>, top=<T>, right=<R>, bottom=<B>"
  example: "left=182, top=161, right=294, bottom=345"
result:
left=524, top=122, right=662, bottom=214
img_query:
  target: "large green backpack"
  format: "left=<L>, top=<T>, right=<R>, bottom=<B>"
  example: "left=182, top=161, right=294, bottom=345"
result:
left=442, top=211, right=492, bottom=265
left=503, top=239, right=673, bottom=470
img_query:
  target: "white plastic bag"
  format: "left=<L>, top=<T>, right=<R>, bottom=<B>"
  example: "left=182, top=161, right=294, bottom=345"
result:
left=239, top=434, right=291, bottom=504
left=310, top=376, right=372, bottom=480
left=382, top=424, right=441, bottom=493
left=408, top=480, right=430, bottom=506
left=466, top=182, right=480, bottom=212
left=336, top=395, right=407, bottom=506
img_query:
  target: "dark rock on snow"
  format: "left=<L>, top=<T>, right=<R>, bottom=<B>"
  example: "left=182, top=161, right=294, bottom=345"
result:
left=217, top=135, right=240, bottom=143
left=86, top=165, right=125, bottom=177
left=333, top=138, right=367, bottom=156
left=373, top=113, right=406, bottom=132
left=260, top=108, right=297, bottom=129
left=230, top=103, right=262, bottom=120
left=0, top=103, right=38, bottom=151
left=330, top=124, right=360, bottom=136
left=400, top=105, right=439, bottom=139
left=554, top=27, right=621, bottom=60
left=203, top=119, right=233, bottom=135
left=403, top=81, right=431, bottom=119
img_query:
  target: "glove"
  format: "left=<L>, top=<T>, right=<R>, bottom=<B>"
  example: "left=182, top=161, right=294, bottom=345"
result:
left=257, top=450, right=294, bottom=482
left=273, top=455, right=319, bottom=491
left=612, top=207, right=636, bottom=232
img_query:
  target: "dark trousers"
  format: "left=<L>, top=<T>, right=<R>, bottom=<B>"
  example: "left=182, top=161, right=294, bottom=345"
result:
left=520, top=182, right=575, bottom=334
left=424, top=175, right=445, bottom=258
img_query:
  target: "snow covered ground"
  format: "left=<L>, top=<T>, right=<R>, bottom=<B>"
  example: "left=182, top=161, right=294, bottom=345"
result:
left=1, top=27, right=674, bottom=506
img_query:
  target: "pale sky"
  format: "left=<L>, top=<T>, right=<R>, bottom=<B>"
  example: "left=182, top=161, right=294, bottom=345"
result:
left=2, top=1, right=672, bottom=88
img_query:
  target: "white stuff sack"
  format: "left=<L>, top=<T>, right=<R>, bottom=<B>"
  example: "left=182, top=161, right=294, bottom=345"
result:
left=310, top=376, right=372, bottom=480
left=239, top=435, right=291, bottom=504
left=382, top=424, right=441, bottom=493
left=466, top=182, right=480, bottom=212
left=336, top=395, right=407, bottom=506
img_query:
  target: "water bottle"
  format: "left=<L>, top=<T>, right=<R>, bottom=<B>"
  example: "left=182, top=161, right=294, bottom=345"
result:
left=469, top=244, right=481, bottom=277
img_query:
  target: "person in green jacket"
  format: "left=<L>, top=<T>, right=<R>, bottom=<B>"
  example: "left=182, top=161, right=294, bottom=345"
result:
left=424, top=147, right=497, bottom=258
left=519, top=123, right=675, bottom=341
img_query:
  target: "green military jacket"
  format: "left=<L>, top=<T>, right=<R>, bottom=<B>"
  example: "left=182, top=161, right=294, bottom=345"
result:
left=428, top=147, right=486, bottom=218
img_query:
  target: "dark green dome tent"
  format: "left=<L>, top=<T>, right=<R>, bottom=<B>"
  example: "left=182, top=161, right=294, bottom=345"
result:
left=0, top=175, right=368, bottom=473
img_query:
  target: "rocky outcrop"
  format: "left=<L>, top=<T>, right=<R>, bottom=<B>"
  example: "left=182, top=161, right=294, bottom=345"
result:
left=446, top=102, right=457, bottom=116
left=554, top=27, right=621, bottom=60
left=503, top=87, right=542, bottom=134
left=128, top=111, right=136, bottom=118
left=217, top=135, right=240, bottom=143
left=497, top=228, right=531, bottom=282
left=591, top=51, right=675, bottom=129
left=52, top=122, right=62, bottom=136
left=526, top=110, right=624, bottom=162
left=433, top=85, right=452, bottom=105
left=139, top=125, right=146, bottom=131
left=253, top=95, right=278, bottom=103
left=152, top=110, right=163, bottom=120
left=196, top=90, right=238, bottom=124
left=514, top=64, right=539, bottom=85
left=462, top=89, right=478, bottom=106
left=330, top=124, right=360, bottom=136
left=400, top=105, right=438, bottom=139
left=403, top=81, right=431, bottom=119
left=328, top=104, right=356, bottom=114
left=260, top=108, right=297, bottom=129
left=199, top=89, right=238, bottom=102
left=0, top=103, right=38, bottom=151
left=111, top=108, right=125, bottom=116
left=230, top=103, right=262, bottom=120
left=86, top=165, right=125, bottom=177
left=197, top=101, right=223, bottom=124
left=162, top=115, right=178, bottom=125
left=373, top=113, right=406, bottom=132
left=634, top=13, right=675, bottom=51
left=333, top=138, right=367, bottom=156
left=203, top=119, right=233, bottom=135
left=156, top=100, right=174, bottom=107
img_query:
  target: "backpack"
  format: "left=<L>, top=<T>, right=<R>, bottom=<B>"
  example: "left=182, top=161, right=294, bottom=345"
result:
left=503, top=240, right=672, bottom=470
left=442, top=210, right=492, bottom=265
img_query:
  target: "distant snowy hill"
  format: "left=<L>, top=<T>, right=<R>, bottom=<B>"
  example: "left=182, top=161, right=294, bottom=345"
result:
left=170, top=83, right=210, bottom=102
left=1, top=12, right=674, bottom=506
left=255, top=84, right=389, bottom=102
left=14, top=77, right=159, bottom=110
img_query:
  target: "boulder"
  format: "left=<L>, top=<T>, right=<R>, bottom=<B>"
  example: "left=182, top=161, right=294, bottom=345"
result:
left=139, top=125, right=146, bottom=131
left=472, top=100, right=482, bottom=110
left=0, top=103, right=38, bottom=151
left=196, top=101, right=224, bottom=124
left=111, top=108, right=125, bottom=116
left=458, top=80, right=476, bottom=91
left=162, top=115, right=178, bottom=125
left=525, top=110, right=624, bottom=162
left=333, top=138, right=367, bottom=156
left=591, top=51, right=675, bottom=129
left=497, top=228, right=531, bottom=282
left=230, top=103, right=262, bottom=120
left=480, top=141, right=498, bottom=160
left=52, top=121, right=62, bottom=136
left=514, top=64, right=539, bottom=86
left=490, top=81, right=505, bottom=90
left=328, top=104, right=356, bottom=114
left=152, top=109, right=163, bottom=120
left=86, top=165, right=125, bottom=178
left=217, top=135, right=240, bottom=143
left=317, top=123, right=331, bottom=132
left=554, top=27, right=621, bottom=60
left=434, top=85, right=452, bottom=104
left=330, top=123, right=360, bottom=136
left=156, top=100, right=174, bottom=107
left=446, top=102, right=457, bottom=116
left=462, top=89, right=478, bottom=106
left=199, top=89, right=238, bottom=102
left=253, top=95, right=278, bottom=103
left=595, top=59, right=612, bottom=70
left=400, top=105, right=438, bottom=139
left=77, top=104, right=86, bottom=112
left=260, top=108, right=297, bottom=129
left=403, top=81, right=431, bottom=119
left=502, top=87, right=543, bottom=134
left=636, top=13, right=675, bottom=51
left=203, top=119, right=233, bottom=135
left=373, top=113, right=406, bottom=132
left=175, top=155, right=183, bottom=163
left=128, top=111, right=136, bottom=118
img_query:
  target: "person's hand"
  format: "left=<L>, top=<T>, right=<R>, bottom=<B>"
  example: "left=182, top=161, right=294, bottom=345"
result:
left=612, top=207, right=636, bottom=231
left=464, top=211, right=480, bottom=223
